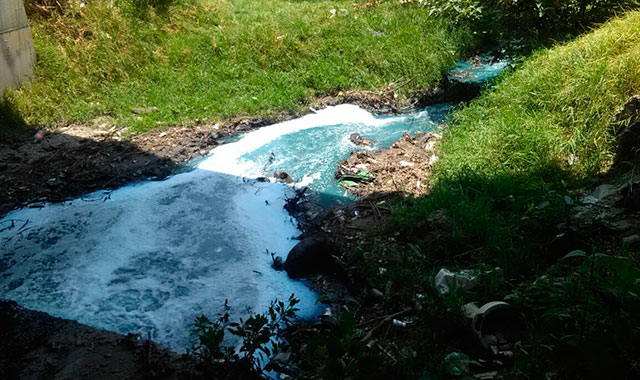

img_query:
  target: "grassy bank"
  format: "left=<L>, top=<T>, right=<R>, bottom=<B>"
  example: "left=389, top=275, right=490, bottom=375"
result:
left=438, top=11, right=640, bottom=182
left=398, top=11, right=640, bottom=266
left=1, top=0, right=471, bottom=138
left=321, top=11, right=640, bottom=380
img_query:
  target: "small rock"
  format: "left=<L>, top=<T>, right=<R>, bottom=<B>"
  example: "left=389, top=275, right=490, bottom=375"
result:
left=349, top=132, right=372, bottom=146
left=272, top=255, right=284, bottom=270
left=284, top=237, right=336, bottom=278
left=581, top=184, right=618, bottom=204
left=274, top=171, right=295, bottom=184
left=616, top=119, right=640, bottom=162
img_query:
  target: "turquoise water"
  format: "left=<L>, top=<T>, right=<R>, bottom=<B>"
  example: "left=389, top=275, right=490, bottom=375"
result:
left=240, top=104, right=453, bottom=205
left=450, top=56, right=509, bottom=83
left=0, top=59, right=508, bottom=353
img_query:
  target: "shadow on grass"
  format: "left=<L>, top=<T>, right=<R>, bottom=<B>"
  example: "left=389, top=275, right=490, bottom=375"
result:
left=323, top=152, right=640, bottom=379
left=0, top=99, right=34, bottom=143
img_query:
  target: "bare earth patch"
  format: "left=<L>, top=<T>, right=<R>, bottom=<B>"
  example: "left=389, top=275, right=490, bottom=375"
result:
left=335, top=131, right=441, bottom=198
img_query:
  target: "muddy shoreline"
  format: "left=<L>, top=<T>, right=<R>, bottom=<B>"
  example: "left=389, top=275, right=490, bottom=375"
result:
left=0, top=77, right=480, bottom=218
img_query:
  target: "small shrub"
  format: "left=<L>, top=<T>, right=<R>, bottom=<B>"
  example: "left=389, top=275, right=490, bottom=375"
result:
left=507, top=251, right=640, bottom=379
left=420, top=0, right=640, bottom=38
left=189, top=295, right=300, bottom=375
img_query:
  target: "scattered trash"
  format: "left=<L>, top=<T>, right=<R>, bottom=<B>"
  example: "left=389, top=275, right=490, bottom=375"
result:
left=392, top=319, right=408, bottom=328
left=370, top=288, right=384, bottom=300
left=159, top=132, right=167, bottom=137
left=474, top=371, right=498, bottom=379
left=434, top=268, right=480, bottom=294
left=337, top=168, right=373, bottom=187
left=463, top=301, right=519, bottom=357
left=33, top=130, right=44, bottom=143
left=400, top=161, right=414, bottom=167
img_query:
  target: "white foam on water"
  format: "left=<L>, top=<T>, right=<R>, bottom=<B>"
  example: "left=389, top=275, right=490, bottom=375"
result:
left=198, top=104, right=405, bottom=178
left=0, top=104, right=399, bottom=352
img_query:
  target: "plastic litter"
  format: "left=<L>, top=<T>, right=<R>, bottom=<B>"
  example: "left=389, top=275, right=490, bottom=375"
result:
left=33, top=130, right=44, bottom=143
left=443, top=352, right=473, bottom=376
left=434, top=268, right=480, bottom=294
left=463, top=301, right=519, bottom=356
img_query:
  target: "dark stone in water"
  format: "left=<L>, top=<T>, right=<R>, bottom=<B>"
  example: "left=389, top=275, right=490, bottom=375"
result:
left=272, top=255, right=285, bottom=271
left=349, top=133, right=372, bottom=146
left=284, top=237, right=335, bottom=279
left=274, top=171, right=294, bottom=184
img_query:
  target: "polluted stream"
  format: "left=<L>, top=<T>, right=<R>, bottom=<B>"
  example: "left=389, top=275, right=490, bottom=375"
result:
left=0, top=59, right=507, bottom=353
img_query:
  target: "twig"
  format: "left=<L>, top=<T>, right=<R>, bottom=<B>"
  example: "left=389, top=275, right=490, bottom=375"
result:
left=358, top=307, right=412, bottom=327
left=146, top=331, right=152, bottom=371
left=359, top=307, right=412, bottom=342
left=376, top=343, right=397, bottom=364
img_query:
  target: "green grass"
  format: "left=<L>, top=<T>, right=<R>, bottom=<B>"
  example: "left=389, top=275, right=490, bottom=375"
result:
left=390, top=10, right=640, bottom=276
left=2, top=0, right=471, bottom=135
left=437, top=11, right=640, bottom=183
left=374, top=12, right=640, bottom=377
left=336, top=13, right=640, bottom=379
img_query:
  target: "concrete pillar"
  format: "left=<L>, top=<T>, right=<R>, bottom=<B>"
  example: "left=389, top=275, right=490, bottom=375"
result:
left=0, top=0, right=36, bottom=99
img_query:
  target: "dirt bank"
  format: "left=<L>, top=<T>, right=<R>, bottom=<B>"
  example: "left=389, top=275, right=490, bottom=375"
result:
left=0, top=74, right=484, bottom=218
left=336, top=131, right=441, bottom=198
left=0, top=299, right=189, bottom=380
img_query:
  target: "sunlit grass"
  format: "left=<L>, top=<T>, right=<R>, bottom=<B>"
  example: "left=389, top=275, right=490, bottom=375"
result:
left=3, top=0, right=471, bottom=135
left=437, top=11, right=640, bottom=183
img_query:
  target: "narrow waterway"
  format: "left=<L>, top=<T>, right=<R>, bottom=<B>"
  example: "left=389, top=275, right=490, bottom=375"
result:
left=0, top=58, right=507, bottom=352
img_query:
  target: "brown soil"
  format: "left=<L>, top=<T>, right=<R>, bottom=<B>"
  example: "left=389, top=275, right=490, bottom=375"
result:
left=0, top=123, right=212, bottom=216
left=335, top=131, right=441, bottom=198
left=0, top=299, right=190, bottom=380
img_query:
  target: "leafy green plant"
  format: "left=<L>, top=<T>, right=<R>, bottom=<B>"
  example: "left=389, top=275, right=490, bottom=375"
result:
left=189, top=294, right=300, bottom=374
left=304, top=312, right=384, bottom=380
left=419, top=0, right=640, bottom=38
left=507, top=251, right=640, bottom=379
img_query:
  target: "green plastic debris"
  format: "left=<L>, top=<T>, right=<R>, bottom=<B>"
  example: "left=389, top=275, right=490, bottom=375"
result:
left=337, top=169, right=374, bottom=187
left=443, top=352, right=472, bottom=376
